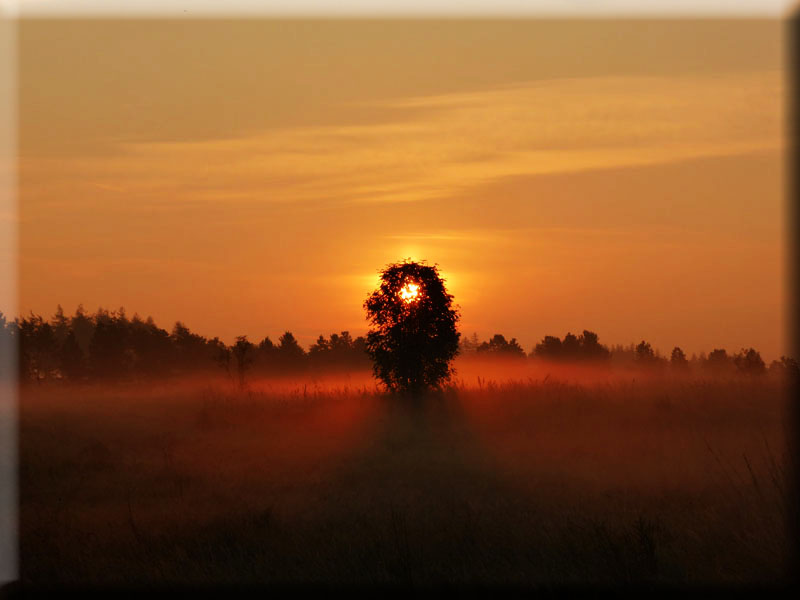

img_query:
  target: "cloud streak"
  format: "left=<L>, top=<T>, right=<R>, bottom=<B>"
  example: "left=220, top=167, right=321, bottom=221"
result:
left=20, top=70, right=782, bottom=213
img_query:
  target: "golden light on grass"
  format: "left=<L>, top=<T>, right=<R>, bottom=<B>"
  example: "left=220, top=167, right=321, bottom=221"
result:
left=398, top=281, right=421, bottom=304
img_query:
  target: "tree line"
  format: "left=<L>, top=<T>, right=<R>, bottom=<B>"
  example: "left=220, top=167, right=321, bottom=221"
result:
left=0, top=306, right=796, bottom=383
left=0, top=306, right=369, bottom=383
left=458, top=330, right=797, bottom=378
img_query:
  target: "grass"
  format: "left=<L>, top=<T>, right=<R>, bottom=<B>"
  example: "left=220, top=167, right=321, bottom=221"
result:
left=17, top=365, right=794, bottom=588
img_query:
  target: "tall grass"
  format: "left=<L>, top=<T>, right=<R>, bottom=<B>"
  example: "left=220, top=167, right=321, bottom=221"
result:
left=18, top=370, right=792, bottom=587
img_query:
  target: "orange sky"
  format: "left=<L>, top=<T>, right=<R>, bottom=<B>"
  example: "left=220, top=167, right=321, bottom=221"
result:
left=16, top=19, right=788, bottom=358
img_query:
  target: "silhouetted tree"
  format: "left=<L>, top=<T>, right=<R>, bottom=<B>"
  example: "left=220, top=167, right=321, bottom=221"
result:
left=578, top=330, right=611, bottom=360
left=18, top=315, right=36, bottom=381
left=635, top=340, right=656, bottom=364
left=533, top=335, right=563, bottom=359
left=253, top=336, right=277, bottom=372
left=562, top=332, right=580, bottom=357
left=732, top=347, right=765, bottom=376
left=533, top=330, right=610, bottom=361
left=207, top=337, right=231, bottom=378
left=308, top=331, right=369, bottom=370
left=459, top=332, right=480, bottom=355
left=16, top=313, right=59, bottom=381
left=277, top=331, right=306, bottom=370
left=670, top=346, right=688, bottom=370
left=477, top=334, right=526, bottom=358
left=128, top=314, right=173, bottom=377
left=705, top=348, right=733, bottom=374
left=171, top=321, right=214, bottom=373
left=309, top=334, right=330, bottom=358
left=364, top=260, right=460, bottom=393
left=89, top=309, right=132, bottom=378
left=352, top=335, right=368, bottom=359
left=12, top=318, right=27, bottom=381
left=59, top=330, right=86, bottom=380
left=769, top=356, right=799, bottom=380
left=0, top=312, right=12, bottom=380
left=232, top=335, right=255, bottom=387
left=70, top=304, right=95, bottom=355
left=34, top=319, right=58, bottom=378
left=51, top=305, right=70, bottom=348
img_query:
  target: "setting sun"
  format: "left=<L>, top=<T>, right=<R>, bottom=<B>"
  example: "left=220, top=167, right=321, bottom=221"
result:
left=399, top=282, right=421, bottom=303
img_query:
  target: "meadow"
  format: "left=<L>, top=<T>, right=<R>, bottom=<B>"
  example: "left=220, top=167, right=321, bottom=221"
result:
left=18, top=359, right=793, bottom=588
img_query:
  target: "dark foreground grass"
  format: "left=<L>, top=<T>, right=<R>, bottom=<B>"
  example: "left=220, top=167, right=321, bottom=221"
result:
left=18, top=372, right=793, bottom=588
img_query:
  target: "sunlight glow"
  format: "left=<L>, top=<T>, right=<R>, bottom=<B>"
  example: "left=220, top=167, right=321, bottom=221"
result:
left=399, top=282, right=421, bottom=304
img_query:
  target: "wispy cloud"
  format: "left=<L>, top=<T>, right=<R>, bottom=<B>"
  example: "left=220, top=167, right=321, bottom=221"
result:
left=21, top=70, right=782, bottom=212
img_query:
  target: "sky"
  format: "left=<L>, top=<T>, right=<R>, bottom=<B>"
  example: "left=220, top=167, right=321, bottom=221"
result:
left=14, top=19, right=789, bottom=358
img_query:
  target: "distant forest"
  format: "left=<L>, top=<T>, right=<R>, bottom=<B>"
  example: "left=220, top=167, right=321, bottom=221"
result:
left=0, top=306, right=796, bottom=383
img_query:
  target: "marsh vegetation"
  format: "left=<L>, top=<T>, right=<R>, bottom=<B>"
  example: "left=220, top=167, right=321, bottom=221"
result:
left=18, top=360, right=792, bottom=587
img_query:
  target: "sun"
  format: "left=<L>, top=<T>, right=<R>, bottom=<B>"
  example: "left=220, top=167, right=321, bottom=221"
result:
left=398, top=281, right=421, bottom=304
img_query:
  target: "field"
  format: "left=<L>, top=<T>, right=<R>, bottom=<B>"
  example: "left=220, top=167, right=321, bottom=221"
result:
left=18, top=359, right=794, bottom=588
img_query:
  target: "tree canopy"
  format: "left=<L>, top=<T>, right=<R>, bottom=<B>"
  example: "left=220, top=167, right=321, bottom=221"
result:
left=364, top=260, right=460, bottom=393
